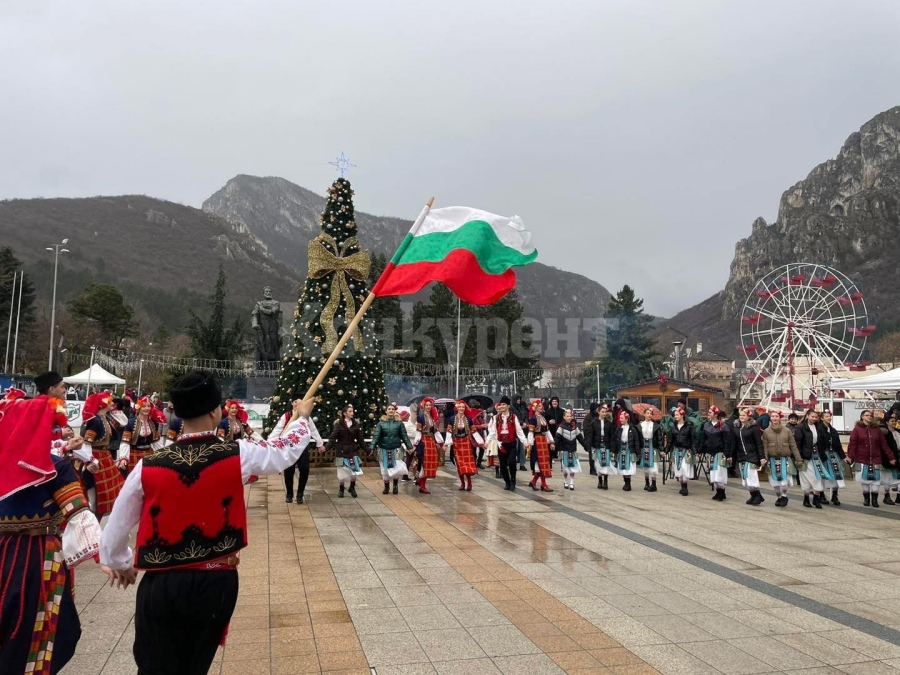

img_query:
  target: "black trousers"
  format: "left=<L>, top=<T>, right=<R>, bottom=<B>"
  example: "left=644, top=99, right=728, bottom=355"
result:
left=134, top=569, right=239, bottom=675
left=498, top=443, right=518, bottom=486
left=283, top=451, right=310, bottom=498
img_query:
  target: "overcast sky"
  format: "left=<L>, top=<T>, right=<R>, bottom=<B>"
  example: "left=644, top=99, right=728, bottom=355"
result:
left=2, top=0, right=898, bottom=316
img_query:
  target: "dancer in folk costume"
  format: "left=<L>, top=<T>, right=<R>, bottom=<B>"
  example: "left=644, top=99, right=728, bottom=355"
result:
left=444, top=400, right=482, bottom=491
left=878, top=411, right=900, bottom=505
left=217, top=400, right=256, bottom=441
left=526, top=399, right=555, bottom=492
left=820, top=410, right=847, bottom=505
left=584, top=403, right=614, bottom=489
left=794, top=409, right=832, bottom=509
left=611, top=410, right=640, bottom=491
left=667, top=407, right=696, bottom=496
left=270, top=408, right=325, bottom=504
left=700, top=407, right=733, bottom=501
left=100, top=372, right=314, bottom=675
left=0, top=395, right=102, bottom=674
left=400, top=408, right=417, bottom=482
left=638, top=407, right=665, bottom=493
left=372, top=403, right=413, bottom=495
left=848, top=410, right=894, bottom=507
left=327, top=404, right=368, bottom=498
left=82, top=391, right=125, bottom=519
left=556, top=408, right=588, bottom=490
left=487, top=396, right=529, bottom=490
left=734, top=408, right=766, bottom=506
left=118, top=396, right=165, bottom=474
left=415, top=398, right=443, bottom=494
left=762, top=411, right=802, bottom=507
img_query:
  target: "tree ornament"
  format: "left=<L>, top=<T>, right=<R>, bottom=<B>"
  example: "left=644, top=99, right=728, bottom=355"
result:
left=338, top=390, right=344, bottom=395
left=362, top=388, right=368, bottom=394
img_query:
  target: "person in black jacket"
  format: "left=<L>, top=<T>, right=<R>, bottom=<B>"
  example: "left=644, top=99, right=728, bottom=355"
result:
left=326, top=404, right=369, bottom=498
left=545, top=397, right=565, bottom=459
left=666, top=408, right=695, bottom=496
left=700, top=407, right=733, bottom=502
left=556, top=409, right=589, bottom=490
left=820, top=409, right=847, bottom=506
left=794, top=409, right=831, bottom=509
left=877, top=411, right=900, bottom=505
left=734, top=408, right=766, bottom=506
left=611, top=410, right=641, bottom=491
left=636, top=407, right=664, bottom=493
left=584, top=403, right=614, bottom=489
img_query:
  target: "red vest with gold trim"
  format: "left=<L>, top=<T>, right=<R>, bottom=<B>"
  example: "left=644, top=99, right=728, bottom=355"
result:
left=134, top=433, right=247, bottom=571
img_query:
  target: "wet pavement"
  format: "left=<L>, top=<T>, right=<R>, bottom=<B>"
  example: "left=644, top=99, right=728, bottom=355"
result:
left=62, top=462, right=900, bottom=674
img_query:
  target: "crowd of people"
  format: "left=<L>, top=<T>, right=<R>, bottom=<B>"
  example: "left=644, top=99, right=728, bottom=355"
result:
left=4, top=371, right=900, bottom=674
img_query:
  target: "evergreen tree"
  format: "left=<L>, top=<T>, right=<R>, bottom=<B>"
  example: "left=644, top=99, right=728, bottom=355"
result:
left=592, top=285, right=658, bottom=395
left=264, top=178, right=386, bottom=436
left=185, top=263, right=244, bottom=361
left=68, top=282, right=138, bottom=348
left=0, top=247, right=37, bottom=353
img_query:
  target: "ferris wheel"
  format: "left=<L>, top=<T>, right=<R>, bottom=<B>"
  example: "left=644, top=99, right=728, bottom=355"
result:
left=737, top=263, right=874, bottom=409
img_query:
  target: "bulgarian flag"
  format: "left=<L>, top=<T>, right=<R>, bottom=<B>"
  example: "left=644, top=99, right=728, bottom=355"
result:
left=372, top=205, right=538, bottom=305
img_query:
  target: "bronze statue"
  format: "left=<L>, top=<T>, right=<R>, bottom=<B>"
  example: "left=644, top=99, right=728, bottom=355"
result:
left=251, top=286, right=283, bottom=364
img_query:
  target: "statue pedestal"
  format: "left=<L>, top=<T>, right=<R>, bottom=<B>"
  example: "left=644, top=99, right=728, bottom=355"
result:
left=246, top=376, right=275, bottom=401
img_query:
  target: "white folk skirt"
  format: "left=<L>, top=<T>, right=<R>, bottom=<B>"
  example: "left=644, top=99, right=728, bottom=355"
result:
left=738, top=462, right=760, bottom=489
left=672, top=448, right=694, bottom=480
left=798, top=461, right=823, bottom=493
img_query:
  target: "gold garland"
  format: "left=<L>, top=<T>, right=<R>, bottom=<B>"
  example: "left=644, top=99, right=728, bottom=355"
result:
left=307, top=233, right=371, bottom=355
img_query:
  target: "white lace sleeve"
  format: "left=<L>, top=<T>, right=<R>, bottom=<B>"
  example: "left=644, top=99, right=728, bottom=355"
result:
left=238, top=418, right=311, bottom=483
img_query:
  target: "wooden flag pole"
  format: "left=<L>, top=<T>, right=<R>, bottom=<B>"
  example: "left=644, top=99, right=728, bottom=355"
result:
left=303, top=197, right=434, bottom=402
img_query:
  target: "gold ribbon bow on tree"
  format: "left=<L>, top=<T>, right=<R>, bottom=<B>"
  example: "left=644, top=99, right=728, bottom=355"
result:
left=307, top=234, right=372, bottom=355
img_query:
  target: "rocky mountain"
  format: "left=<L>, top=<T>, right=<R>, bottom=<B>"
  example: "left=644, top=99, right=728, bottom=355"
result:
left=203, top=174, right=613, bottom=341
left=0, top=195, right=302, bottom=332
left=658, top=106, right=900, bottom=358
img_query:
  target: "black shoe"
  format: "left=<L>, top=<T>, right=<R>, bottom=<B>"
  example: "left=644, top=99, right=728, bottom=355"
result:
left=392, top=481, right=399, bottom=495
left=348, top=483, right=358, bottom=498
left=383, top=483, right=390, bottom=495
left=831, top=490, right=841, bottom=506
left=712, top=488, right=725, bottom=501
left=872, top=493, right=880, bottom=508
left=679, top=484, right=688, bottom=496
left=649, top=481, right=658, bottom=493
left=297, top=495, right=304, bottom=504
left=752, top=491, right=764, bottom=506
left=401, top=475, right=410, bottom=482
left=597, top=479, right=603, bottom=490
left=747, top=494, right=756, bottom=505
left=285, top=495, right=293, bottom=503
left=519, top=465, right=527, bottom=471
left=883, top=493, right=895, bottom=505
left=590, top=468, right=597, bottom=476
left=623, top=482, right=632, bottom=492
left=813, top=494, right=822, bottom=509
left=818, top=493, right=828, bottom=506
left=511, top=482, right=516, bottom=490
left=774, top=496, right=785, bottom=507
left=803, top=495, right=812, bottom=508
left=504, top=483, right=512, bottom=490
left=339, top=485, right=345, bottom=498
left=643, top=479, right=650, bottom=491
left=863, top=492, right=870, bottom=506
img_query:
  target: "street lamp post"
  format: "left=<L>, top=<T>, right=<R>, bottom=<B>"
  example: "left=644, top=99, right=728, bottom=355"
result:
left=47, top=239, right=69, bottom=370
left=4, top=270, right=17, bottom=373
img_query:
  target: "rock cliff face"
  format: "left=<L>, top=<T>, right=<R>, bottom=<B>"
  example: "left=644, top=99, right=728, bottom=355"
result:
left=203, top=175, right=612, bottom=337
left=661, top=106, right=900, bottom=356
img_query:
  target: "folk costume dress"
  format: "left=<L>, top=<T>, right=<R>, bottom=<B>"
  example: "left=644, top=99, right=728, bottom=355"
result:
left=327, top=417, right=368, bottom=497
left=527, top=407, right=554, bottom=484
left=119, top=405, right=165, bottom=473
left=81, top=392, right=124, bottom=519
left=555, top=420, right=588, bottom=490
left=584, top=409, right=614, bottom=488
left=271, top=412, right=324, bottom=504
left=612, top=421, right=640, bottom=490
left=639, top=419, right=665, bottom=492
left=734, top=420, right=765, bottom=505
left=0, top=396, right=102, bottom=675
left=700, top=418, right=733, bottom=500
left=795, top=420, right=831, bottom=507
left=880, top=421, right=900, bottom=504
left=821, top=421, right=847, bottom=501
left=415, top=401, right=443, bottom=494
left=762, top=422, right=802, bottom=507
left=444, top=409, right=482, bottom=491
left=488, top=407, right=529, bottom=491
left=218, top=401, right=259, bottom=484
left=99, top=417, right=313, bottom=675
left=667, top=421, right=696, bottom=494
left=848, top=419, right=893, bottom=505
left=372, top=415, right=412, bottom=494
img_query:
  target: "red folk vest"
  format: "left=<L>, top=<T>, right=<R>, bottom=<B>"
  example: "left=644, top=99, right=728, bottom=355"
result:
left=134, top=434, right=247, bottom=571
left=496, top=416, right=517, bottom=443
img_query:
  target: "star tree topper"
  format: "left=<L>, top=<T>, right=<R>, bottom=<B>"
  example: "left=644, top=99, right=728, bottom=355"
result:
left=329, top=151, right=357, bottom=177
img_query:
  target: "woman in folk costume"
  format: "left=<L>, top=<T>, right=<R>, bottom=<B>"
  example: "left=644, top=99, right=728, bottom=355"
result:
left=414, top=398, right=443, bottom=494
left=400, top=408, right=417, bottom=482
left=820, top=410, right=846, bottom=505
left=611, top=410, right=640, bottom=491
left=734, top=408, right=766, bottom=505
left=82, top=391, right=125, bottom=518
left=699, top=407, right=732, bottom=501
left=117, top=396, right=165, bottom=474
left=585, top=403, right=615, bottom=489
left=444, top=400, right=482, bottom=491
left=0, top=395, right=102, bottom=674
left=666, top=407, right=696, bottom=496
left=877, top=411, right=900, bottom=505
left=327, top=404, right=369, bottom=498
left=372, top=403, right=413, bottom=495
left=794, top=409, right=831, bottom=509
left=526, top=400, right=555, bottom=492
left=848, top=409, right=894, bottom=507
left=762, top=411, right=802, bottom=507
left=638, top=407, right=665, bottom=493
left=269, top=408, right=325, bottom=504
left=217, top=400, right=256, bottom=441
left=556, top=408, right=588, bottom=490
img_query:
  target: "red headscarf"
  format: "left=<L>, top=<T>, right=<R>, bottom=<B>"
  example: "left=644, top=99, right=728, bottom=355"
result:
left=82, top=391, right=114, bottom=423
left=0, top=396, right=60, bottom=500
left=225, top=400, right=249, bottom=424
left=3, top=388, right=26, bottom=401
left=420, top=397, right=440, bottom=423
left=137, top=395, right=167, bottom=425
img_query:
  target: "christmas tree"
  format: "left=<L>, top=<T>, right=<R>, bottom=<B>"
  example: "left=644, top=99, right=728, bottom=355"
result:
left=264, top=177, right=387, bottom=438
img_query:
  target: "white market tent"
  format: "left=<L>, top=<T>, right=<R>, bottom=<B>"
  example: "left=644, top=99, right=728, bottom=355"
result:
left=830, top=367, right=900, bottom=391
left=64, top=364, right=126, bottom=386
